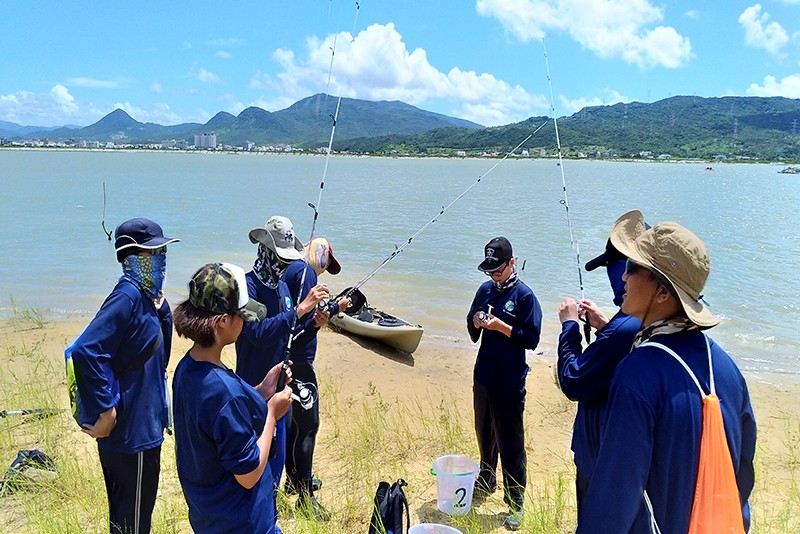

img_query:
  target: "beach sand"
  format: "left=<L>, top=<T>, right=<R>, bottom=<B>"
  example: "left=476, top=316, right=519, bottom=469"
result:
left=1, top=318, right=799, bottom=532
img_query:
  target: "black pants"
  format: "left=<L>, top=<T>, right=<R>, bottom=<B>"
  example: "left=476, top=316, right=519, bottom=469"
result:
left=285, top=362, right=320, bottom=485
left=473, top=381, right=526, bottom=511
left=98, top=444, right=161, bottom=534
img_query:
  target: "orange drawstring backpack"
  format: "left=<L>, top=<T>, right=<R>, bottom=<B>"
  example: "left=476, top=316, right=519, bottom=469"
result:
left=641, top=335, right=745, bottom=534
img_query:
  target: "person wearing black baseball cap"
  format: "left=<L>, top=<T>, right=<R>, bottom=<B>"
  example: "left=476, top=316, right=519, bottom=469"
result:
left=172, top=262, right=292, bottom=533
left=556, top=210, right=646, bottom=514
left=467, top=236, right=543, bottom=530
left=68, top=217, right=178, bottom=534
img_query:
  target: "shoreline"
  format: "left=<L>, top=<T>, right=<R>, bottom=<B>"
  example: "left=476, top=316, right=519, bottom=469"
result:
left=2, top=146, right=795, bottom=165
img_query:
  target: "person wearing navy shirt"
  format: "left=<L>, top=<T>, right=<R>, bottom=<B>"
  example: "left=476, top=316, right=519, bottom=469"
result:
left=466, top=236, right=542, bottom=531
left=576, top=221, right=757, bottom=534
left=69, top=217, right=178, bottom=534
left=236, top=216, right=328, bottom=528
left=172, top=262, right=293, bottom=534
left=281, top=237, right=350, bottom=520
left=556, top=210, right=646, bottom=512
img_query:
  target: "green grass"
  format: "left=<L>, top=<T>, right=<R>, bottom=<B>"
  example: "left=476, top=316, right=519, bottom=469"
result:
left=7, top=297, right=47, bottom=331
left=1, top=323, right=799, bottom=533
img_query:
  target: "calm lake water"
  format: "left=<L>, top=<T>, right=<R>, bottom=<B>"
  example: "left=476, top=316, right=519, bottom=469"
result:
left=1, top=150, right=799, bottom=378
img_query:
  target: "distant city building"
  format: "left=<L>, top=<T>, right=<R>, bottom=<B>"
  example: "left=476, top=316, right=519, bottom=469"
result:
left=163, top=139, right=188, bottom=149
left=194, top=132, right=217, bottom=149
left=243, top=141, right=255, bottom=151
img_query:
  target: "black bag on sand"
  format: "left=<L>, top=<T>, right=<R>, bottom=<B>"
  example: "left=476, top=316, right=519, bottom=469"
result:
left=369, top=478, right=410, bottom=534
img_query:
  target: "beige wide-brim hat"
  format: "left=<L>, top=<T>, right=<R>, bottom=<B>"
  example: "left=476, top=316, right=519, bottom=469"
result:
left=248, top=215, right=304, bottom=261
left=615, top=220, right=719, bottom=328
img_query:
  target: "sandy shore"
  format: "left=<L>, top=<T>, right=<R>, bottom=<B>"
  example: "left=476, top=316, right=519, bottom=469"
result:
left=1, top=317, right=799, bottom=532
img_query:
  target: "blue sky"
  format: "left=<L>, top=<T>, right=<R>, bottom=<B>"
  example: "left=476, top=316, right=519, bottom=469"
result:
left=2, top=0, right=799, bottom=128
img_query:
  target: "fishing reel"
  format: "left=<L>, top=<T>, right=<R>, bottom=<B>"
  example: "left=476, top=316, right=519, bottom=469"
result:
left=291, top=379, right=317, bottom=411
left=477, top=311, right=489, bottom=324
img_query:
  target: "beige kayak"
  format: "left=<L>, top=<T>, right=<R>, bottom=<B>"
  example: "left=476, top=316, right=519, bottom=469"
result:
left=329, top=288, right=423, bottom=353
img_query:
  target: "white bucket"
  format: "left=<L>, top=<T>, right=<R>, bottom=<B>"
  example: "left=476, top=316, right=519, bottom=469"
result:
left=431, top=454, right=480, bottom=516
left=409, top=524, right=464, bottom=534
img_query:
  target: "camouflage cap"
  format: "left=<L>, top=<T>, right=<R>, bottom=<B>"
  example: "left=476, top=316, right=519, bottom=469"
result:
left=188, top=262, right=266, bottom=322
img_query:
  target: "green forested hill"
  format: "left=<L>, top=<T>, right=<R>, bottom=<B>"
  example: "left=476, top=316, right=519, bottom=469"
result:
left=337, top=96, right=800, bottom=161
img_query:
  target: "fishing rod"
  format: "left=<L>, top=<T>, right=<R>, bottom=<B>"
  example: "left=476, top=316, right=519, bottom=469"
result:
left=276, top=1, right=361, bottom=398
left=542, top=39, right=590, bottom=343
left=101, top=182, right=112, bottom=240
left=339, top=122, right=549, bottom=300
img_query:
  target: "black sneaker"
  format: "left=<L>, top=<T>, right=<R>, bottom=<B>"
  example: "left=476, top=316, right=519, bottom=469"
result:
left=296, top=494, right=331, bottom=521
left=503, top=509, right=523, bottom=531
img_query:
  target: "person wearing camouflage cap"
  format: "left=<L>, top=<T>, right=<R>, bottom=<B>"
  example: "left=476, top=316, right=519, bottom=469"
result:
left=576, top=222, right=756, bottom=534
left=172, top=262, right=293, bottom=534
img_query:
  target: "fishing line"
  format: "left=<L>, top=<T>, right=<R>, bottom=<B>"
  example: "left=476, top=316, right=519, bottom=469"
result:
left=340, top=121, right=549, bottom=299
left=543, top=38, right=590, bottom=342
left=277, top=1, right=361, bottom=398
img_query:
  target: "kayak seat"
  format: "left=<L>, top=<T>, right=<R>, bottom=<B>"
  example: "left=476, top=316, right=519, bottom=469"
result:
left=357, top=310, right=374, bottom=323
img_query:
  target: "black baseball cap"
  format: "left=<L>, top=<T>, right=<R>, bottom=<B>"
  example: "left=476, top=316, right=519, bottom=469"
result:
left=478, top=237, right=513, bottom=272
left=114, top=218, right=179, bottom=262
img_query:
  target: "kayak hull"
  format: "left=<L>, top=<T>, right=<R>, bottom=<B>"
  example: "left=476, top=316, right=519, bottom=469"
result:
left=330, top=308, right=423, bottom=353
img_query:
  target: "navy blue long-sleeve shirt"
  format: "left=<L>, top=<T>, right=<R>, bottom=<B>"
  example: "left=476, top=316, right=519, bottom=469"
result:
left=466, top=279, right=542, bottom=390
left=557, top=311, right=640, bottom=478
left=577, top=330, right=757, bottom=534
left=69, top=277, right=171, bottom=453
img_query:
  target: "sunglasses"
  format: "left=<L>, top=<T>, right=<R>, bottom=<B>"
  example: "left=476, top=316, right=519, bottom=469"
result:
left=485, top=261, right=508, bottom=277
left=625, top=259, right=679, bottom=299
left=144, top=246, right=168, bottom=256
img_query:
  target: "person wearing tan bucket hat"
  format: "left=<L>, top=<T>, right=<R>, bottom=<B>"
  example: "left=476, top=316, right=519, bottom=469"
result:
left=556, top=210, right=646, bottom=514
left=171, top=262, right=293, bottom=533
left=236, top=215, right=330, bottom=528
left=576, top=221, right=757, bottom=534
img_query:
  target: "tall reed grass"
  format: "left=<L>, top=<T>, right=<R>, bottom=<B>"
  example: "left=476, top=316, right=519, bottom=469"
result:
left=1, top=315, right=799, bottom=533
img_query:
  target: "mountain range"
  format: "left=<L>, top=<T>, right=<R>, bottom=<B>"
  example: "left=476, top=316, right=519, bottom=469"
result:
left=2, top=94, right=799, bottom=160
left=0, top=93, right=482, bottom=147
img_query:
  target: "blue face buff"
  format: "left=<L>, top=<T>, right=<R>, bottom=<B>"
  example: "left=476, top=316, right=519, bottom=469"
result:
left=607, top=258, right=627, bottom=307
left=122, top=253, right=167, bottom=299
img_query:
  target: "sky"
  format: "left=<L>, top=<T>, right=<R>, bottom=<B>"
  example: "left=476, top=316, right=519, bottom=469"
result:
left=1, top=0, right=799, bottom=128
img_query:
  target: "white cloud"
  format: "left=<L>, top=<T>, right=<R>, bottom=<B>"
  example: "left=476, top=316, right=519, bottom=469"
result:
left=150, top=81, right=163, bottom=94
left=475, top=0, right=693, bottom=69
left=262, top=23, right=548, bottom=125
left=67, top=77, right=120, bottom=89
left=0, top=85, right=86, bottom=126
left=684, top=10, right=699, bottom=20
left=559, top=89, right=630, bottom=113
left=196, top=67, right=220, bottom=83
left=216, top=50, right=232, bottom=59
left=738, top=4, right=789, bottom=56
left=210, top=38, right=245, bottom=47
left=745, top=74, right=800, bottom=97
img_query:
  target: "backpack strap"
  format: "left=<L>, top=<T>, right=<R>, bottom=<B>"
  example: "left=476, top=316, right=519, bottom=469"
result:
left=640, top=334, right=713, bottom=397
left=638, top=334, right=714, bottom=533
left=395, top=479, right=410, bottom=534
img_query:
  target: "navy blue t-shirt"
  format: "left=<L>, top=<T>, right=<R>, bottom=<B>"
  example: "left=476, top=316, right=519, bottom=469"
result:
left=173, top=354, right=275, bottom=534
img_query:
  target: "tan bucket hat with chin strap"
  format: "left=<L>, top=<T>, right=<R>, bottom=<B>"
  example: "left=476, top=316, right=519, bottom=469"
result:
left=614, top=221, right=719, bottom=328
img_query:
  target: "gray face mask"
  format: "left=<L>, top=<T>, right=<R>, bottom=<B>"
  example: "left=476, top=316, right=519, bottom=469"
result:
left=253, top=244, right=288, bottom=289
